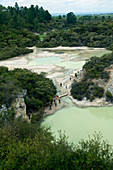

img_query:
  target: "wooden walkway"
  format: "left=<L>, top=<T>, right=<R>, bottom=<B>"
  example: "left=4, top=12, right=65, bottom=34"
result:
left=59, top=93, right=68, bottom=98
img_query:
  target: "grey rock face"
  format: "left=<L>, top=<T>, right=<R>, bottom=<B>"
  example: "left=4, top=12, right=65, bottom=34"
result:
left=12, top=94, right=28, bottom=120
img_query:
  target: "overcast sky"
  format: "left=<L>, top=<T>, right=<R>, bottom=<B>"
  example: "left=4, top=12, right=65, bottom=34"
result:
left=1, top=0, right=113, bottom=14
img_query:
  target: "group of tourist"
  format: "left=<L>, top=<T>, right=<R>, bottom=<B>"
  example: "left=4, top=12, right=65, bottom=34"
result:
left=49, top=96, right=61, bottom=110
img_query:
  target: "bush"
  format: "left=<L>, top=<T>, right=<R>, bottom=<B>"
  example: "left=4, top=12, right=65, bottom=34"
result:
left=0, top=124, right=113, bottom=169
left=106, top=91, right=113, bottom=102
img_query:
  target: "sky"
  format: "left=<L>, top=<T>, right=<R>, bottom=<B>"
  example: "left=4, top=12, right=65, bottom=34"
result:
left=0, top=0, right=113, bottom=14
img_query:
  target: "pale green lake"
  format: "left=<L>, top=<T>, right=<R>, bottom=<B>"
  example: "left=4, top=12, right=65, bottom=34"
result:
left=29, top=48, right=110, bottom=69
left=29, top=56, right=85, bottom=69
left=42, top=98, right=113, bottom=145
left=33, top=48, right=113, bottom=144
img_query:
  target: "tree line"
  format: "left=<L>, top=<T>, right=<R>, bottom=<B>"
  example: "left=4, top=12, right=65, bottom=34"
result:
left=0, top=3, right=51, bottom=31
left=1, top=3, right=113, bottom=61
left=39, top=19, right=113, bottom=49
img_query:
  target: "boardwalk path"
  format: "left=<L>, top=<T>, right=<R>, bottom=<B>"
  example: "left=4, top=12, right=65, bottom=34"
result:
left=44, top=76, right=74, bottom=117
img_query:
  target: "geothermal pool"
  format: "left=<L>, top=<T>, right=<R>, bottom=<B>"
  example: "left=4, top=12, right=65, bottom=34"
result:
left=42, top=97, right=113, bottom=144
left=0, top=46, right=112, bottom=144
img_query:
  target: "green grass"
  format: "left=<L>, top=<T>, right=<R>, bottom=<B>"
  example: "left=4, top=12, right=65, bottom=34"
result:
left=39, top=34, right=46, bottom=41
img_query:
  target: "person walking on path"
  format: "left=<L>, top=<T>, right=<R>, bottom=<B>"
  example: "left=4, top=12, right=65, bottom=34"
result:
left=51, top=99, right=53, bottom=105
left=55, top=101, right=57, bottom=107
left=49, top=104, right=52, bottom=110
left=60, top=83, right=62, bottom=87
left=59, top=97, right=61, bottom=103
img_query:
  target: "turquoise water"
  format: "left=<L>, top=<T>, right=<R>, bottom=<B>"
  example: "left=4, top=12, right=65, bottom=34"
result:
left=58, top=61, right=85, bottom=69
left=29, top=56, right=85, bottom=69
left=42, top=102, right=113, bottom=145
left=29, top=49, right=110, bottom=70
left=29, top=56, right=62, bottom=65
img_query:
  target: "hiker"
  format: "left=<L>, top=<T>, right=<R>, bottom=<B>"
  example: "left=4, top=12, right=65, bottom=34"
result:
left=75, top=73, right=77, bottom=77
left=28, top=114, right=31, bottom=119
left=51, top=99, right=53, bottom=105
left=60, top=83, right=62, bottom=87
left=55, top=95, right=58, bottom=99
left=49, top=104, right=52, bottom=110
left=55, top=101, right=57, bottom=107
left=59, top=98, right=61, bottom=103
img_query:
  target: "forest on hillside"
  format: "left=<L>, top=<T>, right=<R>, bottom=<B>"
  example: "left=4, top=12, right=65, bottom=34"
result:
left=1, top=3, right=113, bottom=61
left=0, top=67, right=56, bottom=126
left=71, top=52, right=113, bottom=102
left=39, top=17, right=113, bottom=49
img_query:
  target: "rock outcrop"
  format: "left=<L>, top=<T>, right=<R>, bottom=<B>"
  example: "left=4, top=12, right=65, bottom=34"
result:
left=12, top=90, right=28, bottom=120
left=12, top=96, right=27, bottom=119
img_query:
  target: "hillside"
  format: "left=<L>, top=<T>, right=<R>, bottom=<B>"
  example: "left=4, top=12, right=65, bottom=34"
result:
left=71, top=52, right=113, bottom=106
left=0, top=67, right=56, bottom=125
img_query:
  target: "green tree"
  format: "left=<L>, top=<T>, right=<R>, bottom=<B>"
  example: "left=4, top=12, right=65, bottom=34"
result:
left=106, top=91, right=113, bottom=102
left=67, top=12, right=77, bottom=25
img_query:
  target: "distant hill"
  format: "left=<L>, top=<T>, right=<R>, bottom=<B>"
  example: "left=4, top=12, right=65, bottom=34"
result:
left=52, top=13, right=66, bottom=16
left=52, top=12, right=113, bottom=17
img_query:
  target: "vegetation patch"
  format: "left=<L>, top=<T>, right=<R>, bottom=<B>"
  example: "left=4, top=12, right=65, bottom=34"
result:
left=71, top=52, right=113, bottom=102
left=0, top=122, right=113, bottom=169
left=0, top=67, right=56, bottom=121
left=0, top=28, right=39, bottom=60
